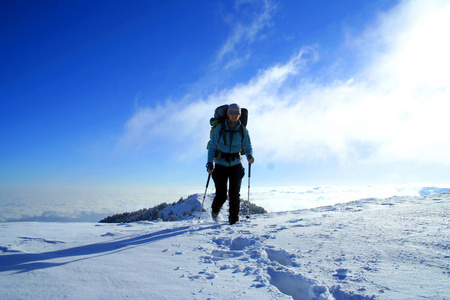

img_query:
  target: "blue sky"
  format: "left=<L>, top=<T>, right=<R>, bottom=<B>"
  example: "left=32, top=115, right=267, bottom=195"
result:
left=1, top=0, right=450, bottom=193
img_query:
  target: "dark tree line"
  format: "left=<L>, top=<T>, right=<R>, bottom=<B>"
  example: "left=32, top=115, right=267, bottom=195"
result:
left=99, top=202, right=172, bottom=223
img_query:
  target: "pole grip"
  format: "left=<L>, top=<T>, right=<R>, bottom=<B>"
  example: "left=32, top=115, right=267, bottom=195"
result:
left=248, top=163, right=251, bottom=178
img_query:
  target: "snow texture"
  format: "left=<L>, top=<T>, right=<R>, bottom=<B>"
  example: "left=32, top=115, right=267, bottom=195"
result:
left=1, top=192, right=449, bottom=299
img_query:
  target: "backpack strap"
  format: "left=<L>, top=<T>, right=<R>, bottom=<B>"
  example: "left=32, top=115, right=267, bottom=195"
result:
left=240, top=126, right=246, bottom=154
left=218, top=122, right=227, bottom=145
left=217, top=121, right=246, bottom=155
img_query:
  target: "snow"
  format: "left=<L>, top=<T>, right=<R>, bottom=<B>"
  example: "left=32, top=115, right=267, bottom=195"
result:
left=1, top=192, right=449, bottom=299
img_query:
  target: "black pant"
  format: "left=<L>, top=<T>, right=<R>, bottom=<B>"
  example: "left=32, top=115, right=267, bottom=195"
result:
left=211, top=164, right=245, bottom=222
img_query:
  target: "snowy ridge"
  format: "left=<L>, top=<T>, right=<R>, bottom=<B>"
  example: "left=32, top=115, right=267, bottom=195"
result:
left=1, top=193, right=449, bottom=299
left=99, top=195, right=203, bottom=223
left=99, top=193, right=266, bottom=223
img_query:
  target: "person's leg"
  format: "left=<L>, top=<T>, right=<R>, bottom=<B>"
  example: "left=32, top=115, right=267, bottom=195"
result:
left=211, top=164, right=228, bottom=215
left=228, top=164, right=244, bottom=224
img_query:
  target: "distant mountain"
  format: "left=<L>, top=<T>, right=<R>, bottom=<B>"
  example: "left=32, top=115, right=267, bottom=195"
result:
left=99, top=194, right=267, bottom=223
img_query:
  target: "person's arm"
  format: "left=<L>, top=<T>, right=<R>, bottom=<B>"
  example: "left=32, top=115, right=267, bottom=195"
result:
left=243, top=128, right=254, bottom=164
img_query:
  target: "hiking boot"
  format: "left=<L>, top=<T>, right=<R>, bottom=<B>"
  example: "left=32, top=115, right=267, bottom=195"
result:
left=211, top=211, right=219, bottom=221
left=229, top=215, right=239, bottom=225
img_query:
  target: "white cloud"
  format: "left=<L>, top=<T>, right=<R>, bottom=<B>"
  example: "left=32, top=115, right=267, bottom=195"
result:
left=118, top=100, right=212, bottom=160
left=216, top=0, right=277, bottom=68
left=119, top=0, right=450, bottom=167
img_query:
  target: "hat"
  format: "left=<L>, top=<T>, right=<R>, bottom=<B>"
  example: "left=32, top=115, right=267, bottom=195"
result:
left=227, top=103, right=241, bottom=114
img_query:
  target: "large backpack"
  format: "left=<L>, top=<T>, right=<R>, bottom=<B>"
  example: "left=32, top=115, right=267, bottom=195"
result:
left=206, top=104, right=248, bottom=154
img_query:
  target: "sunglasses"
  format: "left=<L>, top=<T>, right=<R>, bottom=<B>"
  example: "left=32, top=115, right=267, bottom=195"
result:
left=229, top=110, right=240, bottom=115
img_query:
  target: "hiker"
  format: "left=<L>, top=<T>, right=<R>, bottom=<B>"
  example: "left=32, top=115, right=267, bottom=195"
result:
left=206, top=103, right=254, bottom=225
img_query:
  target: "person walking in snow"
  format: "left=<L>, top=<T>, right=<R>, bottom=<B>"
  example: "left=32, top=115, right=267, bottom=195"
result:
left=206, top=103, right=254, bottom=225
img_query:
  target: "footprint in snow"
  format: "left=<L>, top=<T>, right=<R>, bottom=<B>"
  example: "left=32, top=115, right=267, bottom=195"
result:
left=212, top=236, right=256, bottom=251
left=266, top=267, right=328, bottom=300
left=212, top=237, right=231, bottom=247
left=264, top=247, right=298, bottom=267
left=230, top=236, right=255, bottom=250
left=333, top=268, right=350, bottom=280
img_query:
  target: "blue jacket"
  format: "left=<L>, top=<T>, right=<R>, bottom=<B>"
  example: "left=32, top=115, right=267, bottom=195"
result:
left=208, top=120, right=253, bottom=167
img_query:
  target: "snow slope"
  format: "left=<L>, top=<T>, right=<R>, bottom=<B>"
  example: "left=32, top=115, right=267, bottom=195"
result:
left=1, top=193, right=449, bottom=299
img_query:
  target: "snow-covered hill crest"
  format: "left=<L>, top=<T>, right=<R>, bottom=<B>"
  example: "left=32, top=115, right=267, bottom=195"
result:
left=1, top=193, right=449, bottom=299
left=99, top=194, right=266, bottom=223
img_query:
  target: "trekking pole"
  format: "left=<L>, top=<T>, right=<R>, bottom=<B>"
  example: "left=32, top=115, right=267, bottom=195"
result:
left=198, top=173, right=211, bottom=222
left=246, top=163, right=251, bottom=219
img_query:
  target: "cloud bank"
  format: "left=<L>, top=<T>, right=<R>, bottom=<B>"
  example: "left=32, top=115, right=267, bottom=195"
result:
left=2, top=184, right=446, bottom=221
left=119, top=0, right=450, bottom=168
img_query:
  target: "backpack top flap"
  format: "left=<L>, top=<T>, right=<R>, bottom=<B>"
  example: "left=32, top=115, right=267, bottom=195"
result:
left=210, top=105, right=248, bottom=127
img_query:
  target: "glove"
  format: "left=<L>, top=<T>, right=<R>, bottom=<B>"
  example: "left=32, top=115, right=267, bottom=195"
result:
left=206, top=162, right=213, bottom=170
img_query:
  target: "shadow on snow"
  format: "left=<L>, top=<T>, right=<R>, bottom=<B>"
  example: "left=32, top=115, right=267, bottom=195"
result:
left=0, top=223, right=220, bottom=274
